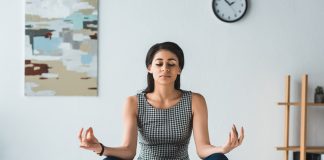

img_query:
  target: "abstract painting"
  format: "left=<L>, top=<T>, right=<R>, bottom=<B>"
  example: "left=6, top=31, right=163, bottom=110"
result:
left=25, top=0, right=98, bottom=96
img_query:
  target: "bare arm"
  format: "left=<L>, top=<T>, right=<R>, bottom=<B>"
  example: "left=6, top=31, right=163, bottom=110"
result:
left=192, top=93, right=244, bottom=159
left=79, top=96, right=138, bottom=160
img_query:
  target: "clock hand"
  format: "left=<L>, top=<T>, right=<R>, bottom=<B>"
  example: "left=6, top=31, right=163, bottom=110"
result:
left=224, top=0, right=231, bottom=6
left=229, top=5, right=235, bottom=13
left=225, top=0, right=236, bottom=15
left=226, top=2, right=236, bottom=14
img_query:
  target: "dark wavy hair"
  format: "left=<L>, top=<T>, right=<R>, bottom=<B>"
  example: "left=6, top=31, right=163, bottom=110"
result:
left=144, top=42, right=184, bottom=93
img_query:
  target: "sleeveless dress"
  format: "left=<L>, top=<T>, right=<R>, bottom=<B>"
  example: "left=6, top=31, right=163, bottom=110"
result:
left=136, top=90, right=193, bottom=160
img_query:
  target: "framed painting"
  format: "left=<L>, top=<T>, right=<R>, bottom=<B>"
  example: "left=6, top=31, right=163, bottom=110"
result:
left=25, top=0, right=98, bottom=96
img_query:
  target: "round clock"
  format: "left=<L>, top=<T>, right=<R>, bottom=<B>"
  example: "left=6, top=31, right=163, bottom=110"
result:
left=212, top=0, right=248, bottom=23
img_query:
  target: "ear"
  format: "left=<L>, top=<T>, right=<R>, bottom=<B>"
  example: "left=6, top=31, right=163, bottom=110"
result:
left=178, top=68, right=181, bottom=75
left=147, top=64, right=152, bottom=73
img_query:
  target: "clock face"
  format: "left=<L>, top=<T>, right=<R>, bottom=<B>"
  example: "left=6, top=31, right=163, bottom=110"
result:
left=212, top=0, right=247, bottom=23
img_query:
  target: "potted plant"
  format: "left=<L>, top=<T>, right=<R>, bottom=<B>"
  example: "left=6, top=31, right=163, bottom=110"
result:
left=314, top=86, right=324, bottom=103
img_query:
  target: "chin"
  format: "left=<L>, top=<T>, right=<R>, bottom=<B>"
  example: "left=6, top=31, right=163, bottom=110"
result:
left=157, top=80, right=175, bottom=85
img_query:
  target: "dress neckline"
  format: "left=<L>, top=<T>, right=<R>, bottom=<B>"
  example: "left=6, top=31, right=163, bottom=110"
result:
left=143, top=90, right=184, bottom=110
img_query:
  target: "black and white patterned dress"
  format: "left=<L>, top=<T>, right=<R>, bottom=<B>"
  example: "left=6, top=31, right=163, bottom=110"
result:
left=137, top=90, right=193, bottom=160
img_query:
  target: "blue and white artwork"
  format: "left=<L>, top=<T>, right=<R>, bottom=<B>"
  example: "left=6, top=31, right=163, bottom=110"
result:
left=25, top=0, right=98, bottom=96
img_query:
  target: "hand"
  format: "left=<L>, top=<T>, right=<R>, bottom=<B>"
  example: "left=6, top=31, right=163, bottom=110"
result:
left=230, top=1, right=235, bottom=6
left=78, top=127, right=102, bottom=153
left=221, top=124, right=244, bottom=154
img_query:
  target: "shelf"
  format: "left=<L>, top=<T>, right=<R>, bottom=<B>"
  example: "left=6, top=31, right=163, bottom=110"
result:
left=277, top=75, right=324, bottom=160
left=277, top=146, right=324, bottom=153
left=278, top=102, right=324, bottom=107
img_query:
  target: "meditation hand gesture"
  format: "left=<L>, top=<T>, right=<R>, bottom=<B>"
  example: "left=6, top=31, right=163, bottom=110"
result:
left=221, top=125, right=244, bottom=154
left=78, top=127, right=102, bottom=153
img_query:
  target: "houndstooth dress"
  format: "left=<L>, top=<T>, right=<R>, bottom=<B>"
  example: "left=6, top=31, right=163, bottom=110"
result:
left=137, top=90, right=193, bottom=160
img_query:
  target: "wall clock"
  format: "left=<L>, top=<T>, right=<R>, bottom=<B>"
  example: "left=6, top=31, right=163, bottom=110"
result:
left=212, top=0, right=248, bottom=23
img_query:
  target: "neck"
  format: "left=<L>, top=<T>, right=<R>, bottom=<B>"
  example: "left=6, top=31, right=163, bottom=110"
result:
left=152, top=84, right=180, bottom=101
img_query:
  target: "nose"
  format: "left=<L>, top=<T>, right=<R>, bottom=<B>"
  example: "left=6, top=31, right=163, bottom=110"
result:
left=161, top=65, right=170, bottom=72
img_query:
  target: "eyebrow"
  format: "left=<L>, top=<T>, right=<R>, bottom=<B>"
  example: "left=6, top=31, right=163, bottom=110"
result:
left=154, top=58, right=177, bottom=61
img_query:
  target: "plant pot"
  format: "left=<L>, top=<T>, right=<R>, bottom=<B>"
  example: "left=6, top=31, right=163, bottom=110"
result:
left=314, top=94, right=324, bottom=103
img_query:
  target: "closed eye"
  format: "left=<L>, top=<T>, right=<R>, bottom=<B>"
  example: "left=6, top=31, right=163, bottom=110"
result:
left=155, top=63, right=176, bottom=67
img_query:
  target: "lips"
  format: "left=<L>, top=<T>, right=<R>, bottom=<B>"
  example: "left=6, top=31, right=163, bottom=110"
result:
left=160, top=75, right=171, bottom=78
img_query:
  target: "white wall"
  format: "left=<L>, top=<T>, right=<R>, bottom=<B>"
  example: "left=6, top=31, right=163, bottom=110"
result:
left=1, top=0, right=324, bottom=160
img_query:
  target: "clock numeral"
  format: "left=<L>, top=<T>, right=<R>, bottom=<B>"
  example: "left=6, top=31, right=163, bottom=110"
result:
left=228, top=16, right=231, bottom=20
left=216, top=9, right=219, bottom=13
left=239, top=10, right=242, bottom=13
left=222, top=14, right=224, bottom=17
left=234, top=14, right=237, bottom=17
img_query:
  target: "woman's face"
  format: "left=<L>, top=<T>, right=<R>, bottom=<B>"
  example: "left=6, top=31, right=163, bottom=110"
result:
left=148, top=49, right=181, bottom=85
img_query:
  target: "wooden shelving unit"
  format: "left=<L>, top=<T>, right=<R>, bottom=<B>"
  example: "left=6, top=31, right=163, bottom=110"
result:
left=276, top=74, right=324, bottom=160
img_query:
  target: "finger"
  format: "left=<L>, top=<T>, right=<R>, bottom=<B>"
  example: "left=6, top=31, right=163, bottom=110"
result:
left=88, top=127, right=93, bottom=139
left=227, top=132, right=231, bottom=144
left=238, top=127, right=245, bottom=144
left=85, top=127, right=91, bottom=141
left=89, top=127, right=95, bottom=137
left=236, top=128, right=243, bottom=146
left=230, top=129, right=233, bottom=142
left=230, top=129, right=237, bottom=146
left=234, top=125, right=241, bottom=145
left=233, top=124, right=238, bottom=137
left=231, top=126, right=238, bottom=141
left=231, top=127, right=239, bottom=146
left=78, top=128, right=84, bottom=142
left=234, top=125, right=240, bottom=140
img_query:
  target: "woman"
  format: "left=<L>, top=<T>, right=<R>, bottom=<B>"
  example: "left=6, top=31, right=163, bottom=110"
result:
left=78, top=42, right=244, bottom=160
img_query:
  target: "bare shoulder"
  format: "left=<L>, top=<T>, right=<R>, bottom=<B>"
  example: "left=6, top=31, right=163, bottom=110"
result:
left=191, top=92, right=207, bottom=113
left=123, top=95, right=138, bottom=115
left=191, top=92, right=206, bottom=104
left=125, top=95, right=137, bottom=105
